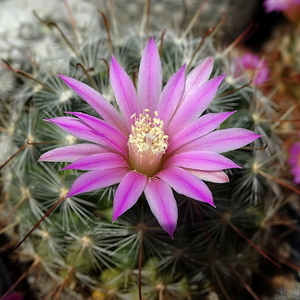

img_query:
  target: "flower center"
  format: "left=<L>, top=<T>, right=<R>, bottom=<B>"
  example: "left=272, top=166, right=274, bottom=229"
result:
left=128, top=110, right=168, bottom=177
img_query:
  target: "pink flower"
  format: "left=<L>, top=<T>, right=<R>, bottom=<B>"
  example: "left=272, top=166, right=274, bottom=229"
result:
left=234, top=52, right=269, bottom=85
left=288, top=141, right=300, bottom=184
left=264, top=0, right=300, bottom=12
left=39, top=38, right=260, bottom=236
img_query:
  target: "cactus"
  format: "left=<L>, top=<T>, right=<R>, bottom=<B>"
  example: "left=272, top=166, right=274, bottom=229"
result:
left=1, top=1, right=300, bottom=300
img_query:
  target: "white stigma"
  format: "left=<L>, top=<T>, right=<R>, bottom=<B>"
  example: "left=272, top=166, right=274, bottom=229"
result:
left=128, top=110, right=168, bottom=177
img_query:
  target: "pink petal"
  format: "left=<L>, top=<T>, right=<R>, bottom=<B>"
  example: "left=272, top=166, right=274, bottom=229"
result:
left=157, top=167, right=215, bottom=206
left=88, top=129, right=128, bottom=157
left=291, top=166, right=300, bottom=184
left=167, top=111, right=235, bottom=154
left=167, top=74, right=225, bottom=137
left=46, top=116, right=106, bottom=143
left=66, top=112, right=127, bottom=145
left=46, top=117, right=127, bottom=156
left=38, top=143, right=106, bottom=162
left=138, top=38, right=162, bottom=112
left=67, top=168, right=128, bottom=197
left=157, top=65, right=186, bottom=126
left=57, top=75, right=126, bottom=134
left=289, top=142, right=300, bottom=164
left=112, top=171, right=147, bottom=221
left=2, top=293, right=24, bottom=300
left=183, top=168, right=229, bottom=183
left=180, top=57, right=214, bottom=106
left=110, top=57, right=140, bottom=128
left=144, top=178, right=178, bottom=237
left=177, top=128, right=261, bottom=153
left=264, top=0, right=289, bottom=12
left=62, top=153, right=128, bottom=170
left=164, top=151, right=241, bottom=170
left=288, top=142, right=300, bottom=184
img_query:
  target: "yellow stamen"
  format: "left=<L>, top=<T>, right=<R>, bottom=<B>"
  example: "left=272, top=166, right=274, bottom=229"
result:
left=128, top=110, right=168, bottom=177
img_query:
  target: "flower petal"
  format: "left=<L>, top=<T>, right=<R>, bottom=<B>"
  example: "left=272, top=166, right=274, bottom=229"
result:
left=38, top=143, right=106, bottom=162
left=46, top=117, right=127, bottom=156
left=46, top=116, right=105, bottom=143
left=110, top=57, right=140, bottom=127
left=113, top=171, right=147, bottom=221
left=157, top=167, right=215, bottom=206
left=144, top=178, right=178, bottom=237
left=67, top=168, right=128, bottom=197
left=62, top=153, right=128, bottom=170
left=138, top=38, right=162, bottom=112
left=167, top=111, right=235, bottom=154
left=57, top=75, right=126, bottom=133
left=183, top=168, right=229, bottom=183
left=164, top=151, right=241, bottom=170
left=157, top=64, right=186, bottom=126
left=167, top=74, right=225, bottom=137
left=3, top=292, right=24, bottom=300
left=181, top=57, right=214, bottom=105
left=66, top=112, right=127, bottom=145
left=89, top=130, right=128, bottom=157
left=291, top=166, right=300, bottom=184
left=177, top=128, right=261, bottom=153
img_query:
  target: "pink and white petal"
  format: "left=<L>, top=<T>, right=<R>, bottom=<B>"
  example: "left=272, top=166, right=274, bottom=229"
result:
left=157, top=65, right=186, bottom=126
left=38, top=143, right=106, bottom=162
left=183, top=168, right=229, bottom=183
left=177, top=128, right=261, bottom=153
left=46, top=117, right=127, bottom=156
left=46, top=117, right=107, bottom=144
left=67, top=167, right=128, bottom=197
left=62, top=153, right=128, bottom=170
left=112, top=171, right=147, bottom=221
left=181, top=57, right=214, bottom=105
left=157, top=167, right=215, bottom=206
left=164, top=151, right=241, bottom=170
left=57, top=75, right=126, bottom=133
left=167, top=74, right=226, bottom=137
left=138, top=38, right=162, bottom=112
left=90, top=129, right=128, bottom=157
left=110, top=57, right=140, bottom=127
left=167, top=111, right=235, bottom=154
left=144, top=178, right=178, bottom=237
left=66, top=112, right=127, bottom=145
